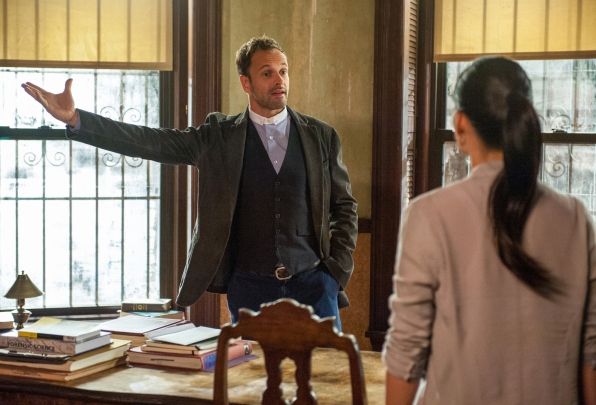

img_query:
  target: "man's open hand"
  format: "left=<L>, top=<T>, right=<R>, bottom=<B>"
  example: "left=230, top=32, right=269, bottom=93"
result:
left=21, top=79, right=79, bottom=127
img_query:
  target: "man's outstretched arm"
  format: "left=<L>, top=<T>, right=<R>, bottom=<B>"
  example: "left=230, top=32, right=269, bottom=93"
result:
left=22, top=79, right=80, bottom=127
left=21, top=79, right=213, bottom=167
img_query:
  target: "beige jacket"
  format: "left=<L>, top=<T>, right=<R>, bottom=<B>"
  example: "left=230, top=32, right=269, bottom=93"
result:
left=383, top=160, right=596, bottom=404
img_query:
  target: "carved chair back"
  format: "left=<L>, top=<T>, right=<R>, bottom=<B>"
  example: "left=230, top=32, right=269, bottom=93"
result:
left=213, top=298, right=367, bottom=405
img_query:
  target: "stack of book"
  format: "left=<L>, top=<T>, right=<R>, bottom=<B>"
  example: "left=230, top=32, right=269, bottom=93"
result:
left=119, top=298, right=185, bottom=320
left=127, top=325, right=254, bottom=371
left=0, top=317, right=129, bottom=382
left=100, top=313, right=189, bottom=347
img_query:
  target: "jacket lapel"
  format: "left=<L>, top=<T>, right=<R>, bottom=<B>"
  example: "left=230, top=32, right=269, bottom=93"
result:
left=224, top=110, right=248, bottom=210
left=289, top=108, right=324, bottom=245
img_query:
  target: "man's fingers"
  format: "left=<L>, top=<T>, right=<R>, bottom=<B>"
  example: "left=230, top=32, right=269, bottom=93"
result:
left=22, top=85, right=48, bottom=108
left=64, top=78, right=73, bottom=92
left=23, top=81, right=45, bottom=92
left=21, top=84, right=40, bottom=101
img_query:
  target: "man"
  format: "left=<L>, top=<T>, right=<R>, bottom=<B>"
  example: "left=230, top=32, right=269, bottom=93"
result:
left=22, top=36, right=357, bottom=330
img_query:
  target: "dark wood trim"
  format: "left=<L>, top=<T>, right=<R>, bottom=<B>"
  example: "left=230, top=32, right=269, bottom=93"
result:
left=0, top=376, right=211, bottom=405
left=160, top=0, right=189, bottom=304
left=159, top=72, right=184, bottom=302
left=434, top=64, right=447, bottom=136
left=188, top=0, right=222, bottom=327
left=542, top=132, right=596, bottom=143
left=158, top=74, right=174, bottom=299
left=434, top=129, right=455, bottom=144
left=433, top=128, right=596, bottom=148
left=171, top=0, right=190, bottom=304
left=427, top=64, right=448, bottom=191
left=191, top=0, right=221, bottom=126
left=414, top=0, right=436, bottom=196
left=358, top=218, right=372, bottom=234
left=427, top=129, right=596, bottom=194
left=368, top=0, right=405, bottom=351
left=29, top=307, right=119, bottom=319
left=0, top=127, right=65, bottom=139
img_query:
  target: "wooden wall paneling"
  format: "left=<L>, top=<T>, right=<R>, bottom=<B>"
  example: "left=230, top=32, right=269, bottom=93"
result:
left=368, top=0, right=405, bottom=351
left=160, top=0, right=189, bottom=305
left=427, top=63, right=447, bottom=191
left=188, top=0, right=222, bottom=327
left=414, top=0, right=435, bottom=196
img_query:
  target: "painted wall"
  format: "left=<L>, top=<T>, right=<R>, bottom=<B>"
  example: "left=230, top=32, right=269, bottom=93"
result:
left=221, top=0, right=374, bottom=218
left=220, top=0, right=375, bottom=350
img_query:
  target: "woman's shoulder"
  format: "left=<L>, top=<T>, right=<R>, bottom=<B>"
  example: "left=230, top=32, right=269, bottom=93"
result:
left=408, top=176, right=475, bottom=212
left=533, top=184, right=594, bottom=233
left=537, top=184, right=586, bottom=215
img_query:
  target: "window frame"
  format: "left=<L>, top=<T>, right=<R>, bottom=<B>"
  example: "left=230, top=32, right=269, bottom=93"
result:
left=430, top=62, right=596, bottom=193
left=0, top=72, right=176, bottom=318
left=0, top=0, right=192, bottom=321
left=369, top=0, right=596, bottom=350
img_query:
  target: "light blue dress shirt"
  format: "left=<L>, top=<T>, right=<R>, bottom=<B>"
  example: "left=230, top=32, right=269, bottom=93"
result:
left=248, top=107, right=290, bottom=174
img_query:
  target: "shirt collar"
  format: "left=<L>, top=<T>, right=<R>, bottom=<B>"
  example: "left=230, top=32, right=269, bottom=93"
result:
left=248, top=106, right=288, bottom=125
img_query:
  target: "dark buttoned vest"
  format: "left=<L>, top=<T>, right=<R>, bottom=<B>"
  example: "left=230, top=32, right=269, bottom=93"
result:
left=233, top=119, right=320, bottom=276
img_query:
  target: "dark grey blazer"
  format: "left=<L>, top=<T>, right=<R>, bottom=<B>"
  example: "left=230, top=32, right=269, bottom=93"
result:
left=68, top=107, right=358, bottom=308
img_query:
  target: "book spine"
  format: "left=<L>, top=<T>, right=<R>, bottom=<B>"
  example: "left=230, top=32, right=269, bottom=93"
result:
left=17, top=331, right=42, bottom=339
left=121, top=302, right=169, bottom=312
left=17, top=331, right=85, bottom=343
left=18, top=331, right=75, bottom=342
left=0, top=335, right=77, bottom=355
left=200, top=341, right=253, bottom=370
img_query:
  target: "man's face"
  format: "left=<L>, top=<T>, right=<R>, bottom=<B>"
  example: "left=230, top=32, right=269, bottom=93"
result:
left=240, top=49, right=289, bottom=118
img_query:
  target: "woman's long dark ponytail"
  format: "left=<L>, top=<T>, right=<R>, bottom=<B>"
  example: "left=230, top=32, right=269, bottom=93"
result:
left=455, top=57, right=561, bottom=298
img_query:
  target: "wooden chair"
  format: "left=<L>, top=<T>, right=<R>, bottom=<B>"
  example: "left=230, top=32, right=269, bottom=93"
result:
left=213, top=298, right=367, bottom=405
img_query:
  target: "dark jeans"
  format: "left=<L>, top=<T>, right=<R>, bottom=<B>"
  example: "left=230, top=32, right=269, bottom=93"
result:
left=227, top=265, right=342, bottom=331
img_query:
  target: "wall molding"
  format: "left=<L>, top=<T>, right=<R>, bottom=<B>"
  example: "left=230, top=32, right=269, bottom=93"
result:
left=188, top=0, right=222, bottom=327
left=368, top=0, right=406, bottom=351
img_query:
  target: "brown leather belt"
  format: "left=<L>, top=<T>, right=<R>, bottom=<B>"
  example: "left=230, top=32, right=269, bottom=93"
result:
left=274, top=265, right=292, bottom=281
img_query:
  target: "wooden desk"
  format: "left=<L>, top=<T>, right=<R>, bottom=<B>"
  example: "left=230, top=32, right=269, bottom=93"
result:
left=0, top=348, right=385, bottom=404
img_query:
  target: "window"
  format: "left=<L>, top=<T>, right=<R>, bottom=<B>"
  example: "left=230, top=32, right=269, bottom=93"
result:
left=438, top=59, right=596, bottom=221
left=0, top=68, right=163, bottom=313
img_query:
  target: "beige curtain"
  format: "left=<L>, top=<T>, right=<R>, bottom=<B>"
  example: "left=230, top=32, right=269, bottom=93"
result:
left=434, top=0, right=596, bottom=61
left=0, top=0, right=172, bottom=70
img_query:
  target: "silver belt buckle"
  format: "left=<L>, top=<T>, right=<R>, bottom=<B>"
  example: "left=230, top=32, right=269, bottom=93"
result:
left=274, top=266, right=292, bottom=281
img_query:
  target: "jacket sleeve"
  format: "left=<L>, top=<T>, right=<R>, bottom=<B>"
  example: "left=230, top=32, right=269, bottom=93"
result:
left=321, top=128, right=358, bottom=291
left=66, top=109, right=214, bottom=166
left=382, top=199, right=439, bottom=381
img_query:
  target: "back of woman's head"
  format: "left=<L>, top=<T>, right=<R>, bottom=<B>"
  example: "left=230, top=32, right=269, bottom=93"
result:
left=455, top=57, right=561, bottom=298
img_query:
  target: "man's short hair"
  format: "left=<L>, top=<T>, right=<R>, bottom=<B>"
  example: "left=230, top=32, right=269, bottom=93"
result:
left=235, top=36, right=284, bottom=77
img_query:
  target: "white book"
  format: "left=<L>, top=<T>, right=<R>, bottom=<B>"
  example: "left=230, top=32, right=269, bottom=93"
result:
left=152, top=326, right=220, bottom=346
left=145, top=337, right=219, bottom=351
left=18, top=317, right=101, bottom=342
left=0, top=330, right=112, bottom=356
left=100, top=314, right=185, bottom=335
left=144, top=322, right=194, bottom=340
left=0, top=339, right=130, bottom=372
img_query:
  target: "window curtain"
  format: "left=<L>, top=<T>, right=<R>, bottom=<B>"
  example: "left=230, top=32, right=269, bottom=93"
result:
left=434, top=0, right=596, bottom=61
left=0, top=0, right=172, bottom=70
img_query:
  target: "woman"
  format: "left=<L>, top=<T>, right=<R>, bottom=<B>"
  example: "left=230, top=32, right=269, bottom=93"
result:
left=382, top=57, right=596, bottom=404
